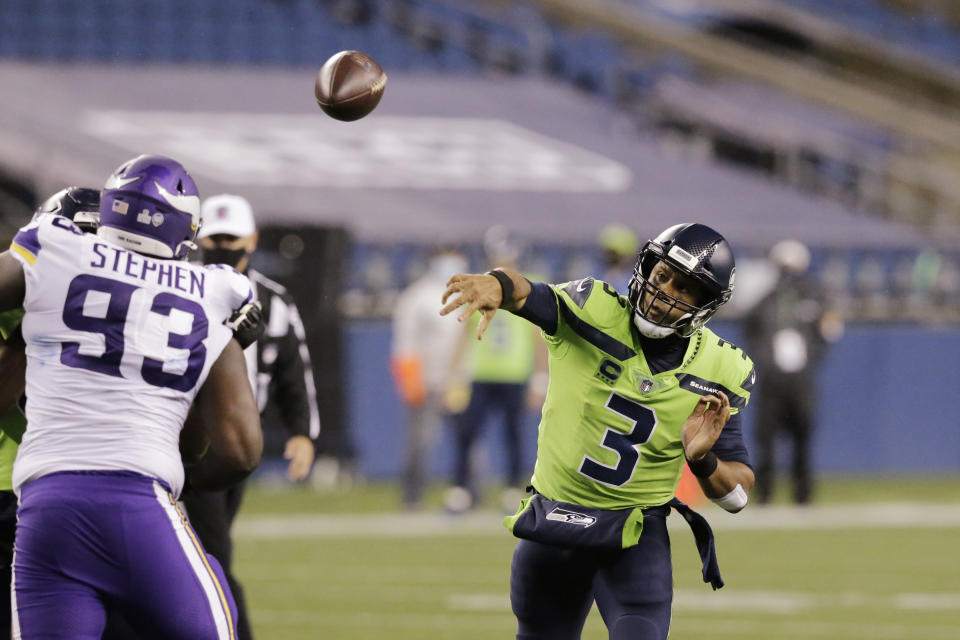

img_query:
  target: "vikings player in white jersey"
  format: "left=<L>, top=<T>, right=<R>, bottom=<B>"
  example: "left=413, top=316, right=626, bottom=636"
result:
left=0, top=155, right=263, bottom=640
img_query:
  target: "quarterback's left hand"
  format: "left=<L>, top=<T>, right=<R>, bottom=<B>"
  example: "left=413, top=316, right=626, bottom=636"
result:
left=681, top=392, right=730, bottom=461
left=226, top=301, right=264, bottom=349
left=285, top=435, right=315, bottom=481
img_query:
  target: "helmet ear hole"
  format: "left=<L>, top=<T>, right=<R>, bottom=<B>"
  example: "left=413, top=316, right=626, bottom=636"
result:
left=177, top=179, right=183, bottom=193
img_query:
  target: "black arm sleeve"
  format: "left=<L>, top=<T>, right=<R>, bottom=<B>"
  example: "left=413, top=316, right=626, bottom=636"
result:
left=513, top=281, right=559, bottom=335
left=710, top=412, right=753, bottom=469
left=267, top=296, right=320, bottom=440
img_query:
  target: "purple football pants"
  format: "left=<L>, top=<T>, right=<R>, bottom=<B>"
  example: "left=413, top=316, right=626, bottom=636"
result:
left=12, top=471, right=238, bottom=640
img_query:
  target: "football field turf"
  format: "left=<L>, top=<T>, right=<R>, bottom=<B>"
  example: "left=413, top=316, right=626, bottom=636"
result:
left=233, top=476, right=960, bottom=639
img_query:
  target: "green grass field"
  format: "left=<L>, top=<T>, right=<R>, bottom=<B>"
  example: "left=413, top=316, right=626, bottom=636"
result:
left=233, top=475, right=960, bottom=639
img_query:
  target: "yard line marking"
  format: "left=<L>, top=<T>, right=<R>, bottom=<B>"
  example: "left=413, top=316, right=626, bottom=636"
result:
left=893, top=593, right=960, bottom=610
left=233, top=502, right=960, bottom=539
left=706, top=502, right=960, bottom=530
left=235, top=511, right=499, bottom=538
left=250, top=608, right=516, bottom=630
left=668, top=617, right=960, bottom=640
left=248, top=606, right=960, bottom=639
left=444, top=589, right=960, bottom=614
left=446, top=593, right=510, bottom=611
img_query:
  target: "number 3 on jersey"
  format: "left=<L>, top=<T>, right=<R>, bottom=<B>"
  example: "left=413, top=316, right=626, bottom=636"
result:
left=579, top=393, right=657, bottom=487
left=61, top=274, right=208, bottom=391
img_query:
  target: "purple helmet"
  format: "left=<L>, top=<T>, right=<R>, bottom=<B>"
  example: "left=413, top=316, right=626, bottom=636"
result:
left=98, top=154, right=201, bottom=259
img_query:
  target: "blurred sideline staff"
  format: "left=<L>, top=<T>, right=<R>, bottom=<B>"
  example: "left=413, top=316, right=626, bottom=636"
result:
left=390, top=248, right=467, bottom=510
left=187, top=194, right=321, bottom=640
left=744, top=239, right=843, bottom=505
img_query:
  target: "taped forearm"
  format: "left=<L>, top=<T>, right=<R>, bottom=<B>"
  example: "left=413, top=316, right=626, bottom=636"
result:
left=713, top=484, right=748, bottom=512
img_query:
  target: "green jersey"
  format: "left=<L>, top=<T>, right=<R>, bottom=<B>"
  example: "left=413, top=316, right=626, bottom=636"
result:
left=469, top=310, right=537, bottom=383
left=0, top=309, right=25, bottom=492
left=529, top=278, right=754, bottom=509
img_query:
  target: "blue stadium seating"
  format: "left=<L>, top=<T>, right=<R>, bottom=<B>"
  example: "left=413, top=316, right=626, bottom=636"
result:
left=4, top=0, right=953, bottom=315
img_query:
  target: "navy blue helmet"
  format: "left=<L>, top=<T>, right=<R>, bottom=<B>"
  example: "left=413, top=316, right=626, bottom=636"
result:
left=627, top=223, right=735, bottom=338
left=33, top=187, right=101, bottom=233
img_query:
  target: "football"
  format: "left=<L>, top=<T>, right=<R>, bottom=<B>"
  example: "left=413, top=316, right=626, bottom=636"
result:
left=314, top=50, right=387, bottom=122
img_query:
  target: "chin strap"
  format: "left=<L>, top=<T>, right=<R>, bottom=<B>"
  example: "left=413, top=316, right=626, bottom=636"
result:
left=633, top=313, right=675, bottom=338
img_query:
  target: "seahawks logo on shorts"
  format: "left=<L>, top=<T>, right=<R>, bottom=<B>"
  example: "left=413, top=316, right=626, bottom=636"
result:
left=546, top=508, right=597, bottom=527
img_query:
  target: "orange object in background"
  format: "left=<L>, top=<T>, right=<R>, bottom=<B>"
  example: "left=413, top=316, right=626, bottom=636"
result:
left=675, top=463, right=706, bottom=505
left=389, top=355, right=426, bottom=406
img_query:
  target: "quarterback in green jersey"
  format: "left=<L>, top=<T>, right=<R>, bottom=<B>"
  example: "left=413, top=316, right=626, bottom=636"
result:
left=441, top=223, right=756, bottom=640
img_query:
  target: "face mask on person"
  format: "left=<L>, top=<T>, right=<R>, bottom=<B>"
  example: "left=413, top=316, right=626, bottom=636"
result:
left=202, top=246, right=249, bottom=268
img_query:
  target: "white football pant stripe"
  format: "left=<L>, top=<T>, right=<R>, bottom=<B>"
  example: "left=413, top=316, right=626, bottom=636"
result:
left=11, top=549, right=21, bottom=640
left=152, top=482, right=234, bottom=639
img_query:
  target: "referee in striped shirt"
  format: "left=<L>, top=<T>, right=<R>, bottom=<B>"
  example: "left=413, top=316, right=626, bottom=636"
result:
left=190, top=193, right=320, bottom=640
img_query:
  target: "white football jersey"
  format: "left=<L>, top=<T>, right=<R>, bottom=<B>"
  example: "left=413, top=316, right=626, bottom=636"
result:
left=8, top=214, right=254, bottom=496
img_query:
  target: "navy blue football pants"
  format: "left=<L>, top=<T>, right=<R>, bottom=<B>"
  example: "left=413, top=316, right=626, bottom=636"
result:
left=510, top=507, right=673, bottom=640
left=454, top=381, right=527, bottom=491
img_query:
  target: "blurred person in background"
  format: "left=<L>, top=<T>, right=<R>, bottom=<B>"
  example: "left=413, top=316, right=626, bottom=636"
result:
left=186, top=193, right=321, bottom=640
left=445, top=227, right=547, bottom=514
left=744, top=239, right=843, bottom=505
left=390, top=247, right=468, bottom=510
left=598, top=223, right=639, bottom=292
left=441, top=223, right=755, bottom=640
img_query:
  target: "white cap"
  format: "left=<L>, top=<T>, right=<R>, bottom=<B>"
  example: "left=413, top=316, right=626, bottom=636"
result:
left=198, top=194, right=257, bottom=239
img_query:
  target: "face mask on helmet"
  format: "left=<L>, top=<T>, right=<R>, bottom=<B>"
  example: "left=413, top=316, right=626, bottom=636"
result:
left=97, top=154, right=201, bottom=260
left=33, top=187, right=101, bottom=233
left=627, top=223, right=735, bottom=339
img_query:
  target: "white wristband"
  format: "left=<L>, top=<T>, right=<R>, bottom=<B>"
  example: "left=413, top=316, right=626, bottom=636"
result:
left=712, top=483, right=748, bottom=513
